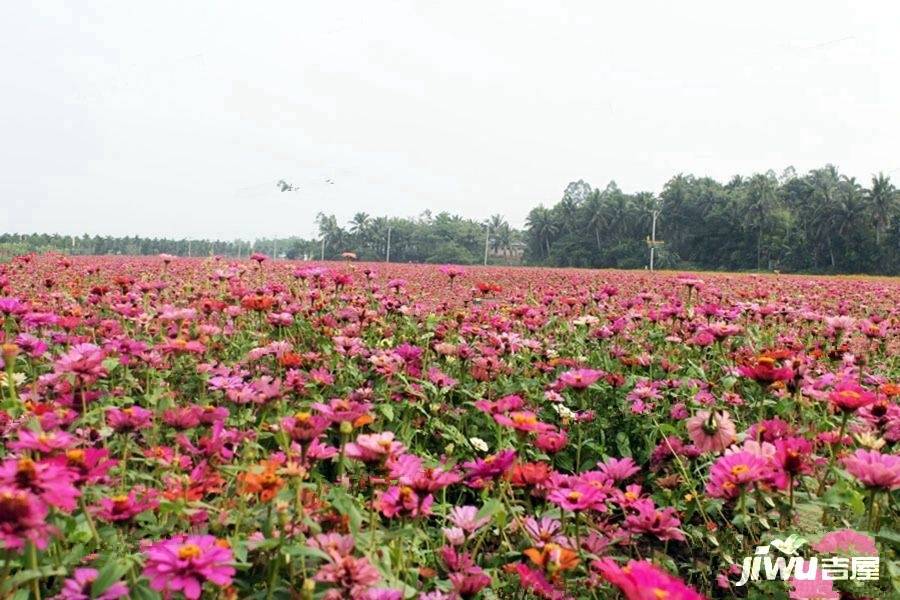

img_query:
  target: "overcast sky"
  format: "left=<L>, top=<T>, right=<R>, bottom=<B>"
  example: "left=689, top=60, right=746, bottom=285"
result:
left=3, top=1, right=899, bottom=240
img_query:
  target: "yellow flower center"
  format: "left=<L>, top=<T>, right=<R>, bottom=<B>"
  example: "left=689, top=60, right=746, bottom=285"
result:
left=178, top=544, right=202, bottom=560
left=66, top=449, right=85, bottom=463
left=730, top=464, right=750, bottom=477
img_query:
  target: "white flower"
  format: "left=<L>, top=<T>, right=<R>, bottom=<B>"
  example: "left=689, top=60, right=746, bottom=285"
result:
left=469, top=437, right=489, bottom=452
left=552, top=404, right=576, bottom=419
left=0, top=372, right=26, bottom=387
left=572, top=315, right=599, bottom=326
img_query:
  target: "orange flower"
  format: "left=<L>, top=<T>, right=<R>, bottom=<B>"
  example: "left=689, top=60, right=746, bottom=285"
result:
left=239, top=461, right=284, bottom=502
left=523, top=543, right=579, bottom=575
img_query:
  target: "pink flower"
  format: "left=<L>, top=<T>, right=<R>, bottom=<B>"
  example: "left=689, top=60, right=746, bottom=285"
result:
left=447, top=506, right=490, bottom=533
left=0, top=457, right=80, bottom=512
left=788, top=570, right=839, bottom=600
left=308, top=532, right=356, bottom=561
left=548, top=482, right=604, bottom=512
left=53, top=567, right=129, bottom=599
left=557, top=368, right=603, bottom=390
left=142, top=534, right=235, bottom=599
left=106, top=406, right=154, bottom=432
left=345, top=432, right=406, bottom=464
left=462, top=450, right=516, bottom=488
left=624, top=499, right=685, bottom=542
left=522, top=517, right=565, bottom=548
left=281, top=412, right=330, bottom=443
left=811, top=529, right=878, bottom=556
left=829, top=379, right=876, bottom=413
left=376, top=485, right=433, bottom=518
left=705, top=451, right=769, bottom=500
left=771, top=436, right=814, bottom=488
left=0, top=487, right=54, bottom=552
left=510, top=563, right=568, bottom=600
left=54, top=343, right=107, bottom=383
left=595, top=559, right=705, bottom=600
left=842, top=449, right=900, bottom=490
left=93, top=487, right=159, bottom=522
left=597, top=457, right=640, bottom=483
left=686, top=411, right=736, bottom=454
left=314, top=555, right=381, bottom=598
left=10, top=429, right=77, bottom=454
left=494, top=411, right=553, bottom=433
left=534, top=430, right=568, bottom=454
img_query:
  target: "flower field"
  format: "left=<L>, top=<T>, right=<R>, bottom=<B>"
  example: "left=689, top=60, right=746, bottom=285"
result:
left=0, top=253, right=898, bottom=599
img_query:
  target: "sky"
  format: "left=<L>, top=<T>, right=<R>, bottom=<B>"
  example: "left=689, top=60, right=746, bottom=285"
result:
left=2, top=1, right=900, bottom=240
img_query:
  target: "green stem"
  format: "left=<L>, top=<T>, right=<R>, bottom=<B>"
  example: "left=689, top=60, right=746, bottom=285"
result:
left=817, top=412, right=848, bottom=495
left=29, top=543, right=41, bottom=600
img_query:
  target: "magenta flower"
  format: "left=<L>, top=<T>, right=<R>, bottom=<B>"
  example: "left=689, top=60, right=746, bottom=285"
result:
left=142, top=534, right=235, bottom=599
left=842, top=449, right=900, bottom=490
left=595, top=559, right=705, bottom=600
left=53, top=567, right=129, bottom=600
left=106, top=406, right=154, bottom=432
left=0, top=457, right=80, bottom=512
left=547, top=482, right=605, bottom=512
left=493, top=411, right=553, bottom=433
left=0, top=487, right=54, bottom=552
left=705, top=450, right=769, bottom=499
left=623, top=499, right=685, bottom=542
left=93, top=487, right=159, bottom=522
left=829, top=379, right=876, bottom=413
left=462, top=449, right=516, bottom=488
left=377, top=485, right=433, bottom=518
left=10, top=429, right=77, bottom=454
left=557, top=368, right=603, bottom=390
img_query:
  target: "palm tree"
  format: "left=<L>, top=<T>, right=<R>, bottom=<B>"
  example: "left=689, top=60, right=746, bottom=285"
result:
left=488, top=214, right=508, bottom=254
left=867, top=173, right=898, bottom=245
left=525, top=206, right=558, bottom=259
left=585, top=191, right=609, bottom=251
left=742, top=173, right=780, bottom=270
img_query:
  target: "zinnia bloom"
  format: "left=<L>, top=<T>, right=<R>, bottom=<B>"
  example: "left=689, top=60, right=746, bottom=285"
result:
left=0, top=457, right=80, bottom=512
left=685, top=410, right=736, bottom=454
left=705, top=451, right=768, bottom=499
left=557, top=368, right=603, bottom=390
left=0, top=487, right=54, bottom=551
left=829, top=379, right=876, bottom=413
left=842, top=449, right=900, bottom=490
left=142, top=534, right=235, bottom=599
left=595, top=559, right=705, bottom=600
left=52, top=567, right=129, bottom=600
left=811, top=529, right=878, bottom=556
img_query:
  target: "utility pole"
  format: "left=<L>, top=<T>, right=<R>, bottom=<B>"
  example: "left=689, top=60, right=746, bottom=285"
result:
left=273, top=239, right=277, bottom=261
left=483, top=226, right=490, bottom=266
left=649, top=209, right=659, bottom=272
left=188, top=239, right=192, bottom=257
left=386, top=226, right=392, bottom=263
left=320, top=237, right=325, bottom=261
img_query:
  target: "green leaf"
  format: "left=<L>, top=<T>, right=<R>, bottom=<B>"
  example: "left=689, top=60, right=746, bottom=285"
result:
left=378, top=403, right=395, bottom=422
left=91, top=557, right=130, bottom=596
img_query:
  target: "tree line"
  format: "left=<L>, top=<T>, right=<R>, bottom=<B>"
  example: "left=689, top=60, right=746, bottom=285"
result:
left=3, top=165, right=898, bottom=274
left=524, top=165, right=898, bottom=274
